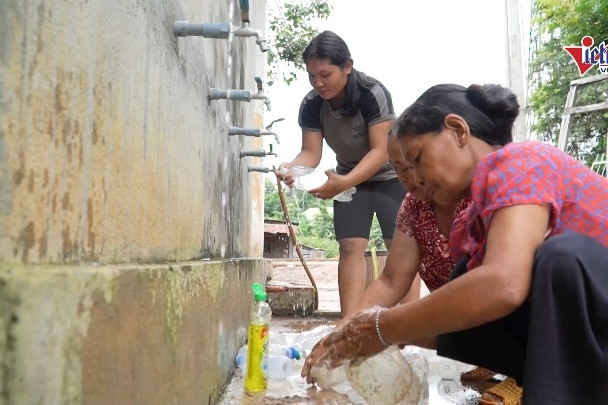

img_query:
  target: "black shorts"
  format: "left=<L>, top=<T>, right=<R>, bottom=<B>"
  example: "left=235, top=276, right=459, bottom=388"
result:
left=333, top=178, right=406, bottom=240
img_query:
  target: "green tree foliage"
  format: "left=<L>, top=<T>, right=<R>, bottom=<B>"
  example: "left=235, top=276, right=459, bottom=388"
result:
left=529, top=0, right=608, bottom=163
left=266, top=0, right=332, bottom=86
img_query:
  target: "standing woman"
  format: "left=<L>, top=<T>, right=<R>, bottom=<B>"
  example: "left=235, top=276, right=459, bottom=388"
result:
left=276, top=31, right=405, bottom=318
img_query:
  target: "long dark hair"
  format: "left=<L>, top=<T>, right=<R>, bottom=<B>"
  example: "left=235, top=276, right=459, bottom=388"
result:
left=394, top=84, right=520, bottom=146
left=302, top=30, right=378, bottom=117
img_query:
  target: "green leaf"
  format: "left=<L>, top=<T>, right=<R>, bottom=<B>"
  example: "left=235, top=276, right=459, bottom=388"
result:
left=266, top=0, right=333, bottom=86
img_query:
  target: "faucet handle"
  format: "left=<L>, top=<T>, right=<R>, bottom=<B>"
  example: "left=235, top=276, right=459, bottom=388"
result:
left=267, top=144, right=277, bottom=156
left=254, top=76, right=264, bottom=92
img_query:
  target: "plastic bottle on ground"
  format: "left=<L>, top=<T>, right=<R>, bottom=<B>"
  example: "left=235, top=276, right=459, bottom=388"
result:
left=267, top=355, right=294, bottom=379
left=437, top=379, right=463, bottom=401
left=244, top=283, right=272, bottom=393
left=436, top=358, right=460, bottom=380
left=235, top=352, right=247, bottom=368
left=268, top=344, right=300, bottom=360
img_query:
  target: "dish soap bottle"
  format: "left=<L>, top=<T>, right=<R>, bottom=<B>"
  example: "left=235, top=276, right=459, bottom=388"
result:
left=244, top=283, right=272, bottom=393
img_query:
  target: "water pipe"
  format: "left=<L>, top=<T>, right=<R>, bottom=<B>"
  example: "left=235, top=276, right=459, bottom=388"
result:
left=248, top=166, right=274, bottom=173
left=228, top=127, right=280, bottom=144
left=174, top=19, right=268, bottom=53
left=208, top=76, right=272, bottom=111
left=240, top=0, right=250, bottom=23
left=239, top=148, right=277, bottom=158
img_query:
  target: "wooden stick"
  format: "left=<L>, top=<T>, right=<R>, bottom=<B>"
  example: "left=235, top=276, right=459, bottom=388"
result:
left=275, top=176, right=319, bottom=310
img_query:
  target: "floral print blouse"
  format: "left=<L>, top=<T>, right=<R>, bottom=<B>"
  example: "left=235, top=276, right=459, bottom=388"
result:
left=396, top=193, right=472, bottom=291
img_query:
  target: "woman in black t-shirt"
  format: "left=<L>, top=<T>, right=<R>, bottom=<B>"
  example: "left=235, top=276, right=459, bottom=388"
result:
left=276, top=31, right=405, bottom=319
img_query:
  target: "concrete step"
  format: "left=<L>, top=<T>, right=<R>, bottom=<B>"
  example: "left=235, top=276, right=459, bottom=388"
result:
left=266, top=281, right=341, bottom=318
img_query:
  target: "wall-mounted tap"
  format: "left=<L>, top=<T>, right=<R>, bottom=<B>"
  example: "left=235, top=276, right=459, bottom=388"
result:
left=249, top=76, right=271, bottom=110
left=208, top=76, right=271, bottom=111
left=229, top=127, right=280, bottom=144
left=173, top=21, right=268, bottom=53
left=248, top=166, right=275, bottom=173
left=239, top=148, right=277, bottom=158
left=233, top=23, right=268, bottom=52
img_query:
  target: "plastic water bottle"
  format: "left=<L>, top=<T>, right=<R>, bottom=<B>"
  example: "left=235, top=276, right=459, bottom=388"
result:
left=235, top=352, right=247, bottom=368
left=436, top=358, right=460, bottom=380
left=235, top=345, right=249, bottom=368
left=437, top=379, right=463, bottom=401
left=268, top=344, right=300, bottom=360
left=346, top=346, right=421, bottom=405
left=244, top=283, right=272, bottom=393
left=287, top=166, right=357, bottom=202
left=267, top=355, right=294, bottom=379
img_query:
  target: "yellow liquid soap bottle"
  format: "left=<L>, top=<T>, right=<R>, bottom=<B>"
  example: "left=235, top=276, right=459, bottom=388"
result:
left=245, top=282, right=272, bottom=394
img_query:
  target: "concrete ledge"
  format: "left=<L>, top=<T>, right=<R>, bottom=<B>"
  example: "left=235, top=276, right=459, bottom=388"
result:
left=0, top=259, right=270, bottom=405
left=266, top=281, right=316, bottom=317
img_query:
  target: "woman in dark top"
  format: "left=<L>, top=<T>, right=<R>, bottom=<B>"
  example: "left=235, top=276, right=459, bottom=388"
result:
left=276, top=31, right=405, bottom=319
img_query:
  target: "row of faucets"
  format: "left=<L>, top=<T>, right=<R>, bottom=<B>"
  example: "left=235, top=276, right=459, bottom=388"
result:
left=173, top=8, right=277, bottom=174
left=238, top=117, right=281, bottom=173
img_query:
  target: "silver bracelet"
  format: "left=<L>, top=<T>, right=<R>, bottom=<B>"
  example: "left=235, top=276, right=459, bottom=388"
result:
left=375, top=307, right=390, bottom=347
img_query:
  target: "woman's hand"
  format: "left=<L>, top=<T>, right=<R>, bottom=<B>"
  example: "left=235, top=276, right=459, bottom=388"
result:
left=299, top=335, right=330, bottom=384
left=308, top=170, right=349, bottom=200
left=274, top=163, right=295, bottom=187
left=301, top=307, right=388, bottom=381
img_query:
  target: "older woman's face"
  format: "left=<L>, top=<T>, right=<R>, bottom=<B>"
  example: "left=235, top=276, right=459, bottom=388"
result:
left=399, top=128, right=472, bottom=205
left=387, top=138, right=430, bottom=202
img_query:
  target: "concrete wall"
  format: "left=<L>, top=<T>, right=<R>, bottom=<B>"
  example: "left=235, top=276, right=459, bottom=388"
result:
left=0, top=0, right=268, bottom=264
left=0, top=0, right=271, bottom=403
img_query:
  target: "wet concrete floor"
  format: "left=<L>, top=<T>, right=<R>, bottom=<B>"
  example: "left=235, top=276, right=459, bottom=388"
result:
left=217, top=316, right=489, bottom=405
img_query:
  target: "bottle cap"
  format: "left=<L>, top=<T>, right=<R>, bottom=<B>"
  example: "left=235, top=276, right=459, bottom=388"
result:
left=289, top=347, right=301, bottom=360
left=252, top=282, right=267, bottom=301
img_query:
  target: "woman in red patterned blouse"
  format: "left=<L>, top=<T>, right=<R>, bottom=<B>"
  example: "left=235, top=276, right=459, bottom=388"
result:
left=347, top=136, right=472, bottom=308
left=302, top=135, right=472, bottom=379
left=395, top=184, right=470, bottom=292
left=305, top=83, right=608, bottom=404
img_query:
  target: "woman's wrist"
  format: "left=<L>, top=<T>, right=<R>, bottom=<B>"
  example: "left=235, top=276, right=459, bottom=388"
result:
left=375, top=307, right=391, bottom=347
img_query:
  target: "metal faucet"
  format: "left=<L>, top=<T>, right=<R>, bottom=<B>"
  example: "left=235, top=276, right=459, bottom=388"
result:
left=229, top=126, right=281, bottom=144
left=239, top=149, right=277, bottom=158
left=208, top=76, right=272, bottom=111
left=248, top=166, right=275, bottom=173
left=233, top=22, right=268, bottom=52
left=250, top=76, right=271, bottom=110
left=173, top=21, right=268, bottom=53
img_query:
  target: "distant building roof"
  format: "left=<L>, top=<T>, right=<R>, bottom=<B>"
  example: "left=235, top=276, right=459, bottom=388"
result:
left=300, top=244, right=325, bottom=252
left=264, top=219, right=298, bottom=235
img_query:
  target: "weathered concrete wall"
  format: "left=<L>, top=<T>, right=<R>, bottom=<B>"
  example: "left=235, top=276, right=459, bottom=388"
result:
left=0, top=260, right=269, bottom=405
left=0, top=0, right=267, bottom=264
left=0, top=0, right=271, bottom=403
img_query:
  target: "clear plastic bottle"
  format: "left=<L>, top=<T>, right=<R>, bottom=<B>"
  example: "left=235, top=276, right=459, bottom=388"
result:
left=436, top=358, right=459, bottom=380
left=235, top=345, right=249, bottom=368
left=244, top=283, right=272, bottom=393
left=235, top=352, right=247, bottom=369
left=267, top=355, right=294, bottom=379
left=268, top=344, right=300, bottom=360
left=287, top=166, right=357, bottom=202
left=437, top=379, right=463, bottom=401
